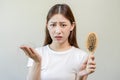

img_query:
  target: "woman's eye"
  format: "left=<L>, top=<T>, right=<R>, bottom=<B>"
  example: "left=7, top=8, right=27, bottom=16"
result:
left=50, top=24, right=56, bottom=27
left=61, top=24, right=67, bottom=27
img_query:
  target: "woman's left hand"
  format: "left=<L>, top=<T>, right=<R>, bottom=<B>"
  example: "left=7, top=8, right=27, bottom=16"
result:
left=79, top=54, right=96, bottom=76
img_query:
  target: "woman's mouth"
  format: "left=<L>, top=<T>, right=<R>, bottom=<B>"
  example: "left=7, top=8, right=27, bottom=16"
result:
left=55, top=36, right=62, bottom=40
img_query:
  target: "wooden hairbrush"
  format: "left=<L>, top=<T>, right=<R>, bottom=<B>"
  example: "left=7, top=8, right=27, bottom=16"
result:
left=86, top=32, right=98, bottom=54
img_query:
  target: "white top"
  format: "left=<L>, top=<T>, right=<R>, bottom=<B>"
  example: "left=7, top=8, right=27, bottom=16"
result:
left=27, top=45, right=88, bottom=80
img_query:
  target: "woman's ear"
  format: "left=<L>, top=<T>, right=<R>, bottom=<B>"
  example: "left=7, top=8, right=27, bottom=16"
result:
left=70, top=22, right=75, bottom=31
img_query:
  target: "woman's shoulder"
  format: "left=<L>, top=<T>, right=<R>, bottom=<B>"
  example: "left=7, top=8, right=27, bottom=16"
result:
left=72, top=46, right=88, bottom=57
left=72, top=47, right=87, bottom=54
left=72, top=47, right=88, bottom=65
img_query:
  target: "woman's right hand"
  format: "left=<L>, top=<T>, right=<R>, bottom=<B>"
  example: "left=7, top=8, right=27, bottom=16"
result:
left=20, top=46, right=41, bottom=63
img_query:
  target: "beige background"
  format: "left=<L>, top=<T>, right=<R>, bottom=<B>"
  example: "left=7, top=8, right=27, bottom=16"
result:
left=0, top=0, right=120, bottom=80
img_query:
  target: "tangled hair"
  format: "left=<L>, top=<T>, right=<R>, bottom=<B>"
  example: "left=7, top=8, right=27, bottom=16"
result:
left=43, top=4, right=79, bottom=48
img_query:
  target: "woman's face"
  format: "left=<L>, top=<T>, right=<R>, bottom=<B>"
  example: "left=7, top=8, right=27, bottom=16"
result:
left=47, top=14, right=74, bottom=44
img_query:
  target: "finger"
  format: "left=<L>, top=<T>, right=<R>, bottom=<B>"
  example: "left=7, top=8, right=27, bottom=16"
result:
left=21, top=47, right=31, bottom=57
left=20, top=46, right=25, bottom=49
left=29, top=47, right=37, bottom=55
left=87, top=55, right=95, bottom=66
left=24, top=46, right=35, bottom=58
left=78, top=70, right=88, bottom=76
left=88, top=60, right=96, bottom=65
left=89, top=54, right=95, bottom=61
left=87, top=65, right=96, bottom=69
left=88, top=69, right=95, bottom=74
left=87, top=54, right=95, bottom=65
left=21, top=46, right=34, bottom=58
left=86, top=66, right=96, bottom=74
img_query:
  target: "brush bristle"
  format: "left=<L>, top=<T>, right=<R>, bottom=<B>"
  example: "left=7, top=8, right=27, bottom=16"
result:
left=86, top=32, right=98, bottom=53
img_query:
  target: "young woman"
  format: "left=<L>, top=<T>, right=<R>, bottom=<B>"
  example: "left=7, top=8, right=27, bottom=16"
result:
left=20, top=4, right=96, bottom=80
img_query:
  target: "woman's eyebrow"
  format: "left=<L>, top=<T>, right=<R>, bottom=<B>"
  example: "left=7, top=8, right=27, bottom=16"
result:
left=50, top=21, right=66, bottom=23
left=60, top=22, right=66, bottom=23
left=50, top=21, right=56, bottom=23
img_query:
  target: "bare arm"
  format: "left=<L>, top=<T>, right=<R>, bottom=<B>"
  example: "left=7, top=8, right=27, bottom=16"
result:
left=20, top=46, right=41, bottom=80
left=76, top=73, right=88, bottom=80
left=79, top=75, right=88, bottom=80
left=27, top=63, right=41, bottom=80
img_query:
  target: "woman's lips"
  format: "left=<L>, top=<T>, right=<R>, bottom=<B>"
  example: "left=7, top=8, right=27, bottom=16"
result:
left=55, top=36, right=62, bottom=40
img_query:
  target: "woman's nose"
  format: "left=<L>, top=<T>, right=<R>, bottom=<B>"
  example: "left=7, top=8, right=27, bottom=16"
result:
left=55, top=27, right=61, bottom=34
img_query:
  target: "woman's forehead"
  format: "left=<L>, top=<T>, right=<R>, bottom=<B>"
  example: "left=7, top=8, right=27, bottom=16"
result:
left=48, top=14, right=70, bottom=23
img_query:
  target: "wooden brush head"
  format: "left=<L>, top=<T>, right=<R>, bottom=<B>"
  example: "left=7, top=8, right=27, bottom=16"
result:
left=86, top=32, right=98, bottom=54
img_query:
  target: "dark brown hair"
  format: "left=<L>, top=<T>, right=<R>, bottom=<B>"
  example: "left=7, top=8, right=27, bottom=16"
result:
left=43, top=4, right=79, bottom=48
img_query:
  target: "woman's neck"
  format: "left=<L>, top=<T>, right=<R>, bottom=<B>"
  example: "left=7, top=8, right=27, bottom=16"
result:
left=49, top=42, right=71, bottom=51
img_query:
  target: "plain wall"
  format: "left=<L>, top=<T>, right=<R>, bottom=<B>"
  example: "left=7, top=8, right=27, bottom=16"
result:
left=0, top=0, right=120, bottom=80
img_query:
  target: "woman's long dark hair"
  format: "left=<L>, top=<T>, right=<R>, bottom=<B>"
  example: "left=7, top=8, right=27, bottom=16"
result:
left=43, top=4, right=79, bottom=48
